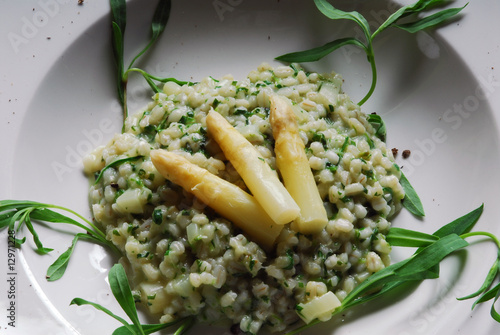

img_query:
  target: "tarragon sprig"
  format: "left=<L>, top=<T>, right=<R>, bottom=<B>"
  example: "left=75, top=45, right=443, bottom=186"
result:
left=0, top=200, right=120, bottom=281
left=276, top=0, right=467, bottom=105
left=287, top=204, right=500, bottom=334
left=110, top=0, right=193, bottom=121
left=71, top=263, right=194, bottom=335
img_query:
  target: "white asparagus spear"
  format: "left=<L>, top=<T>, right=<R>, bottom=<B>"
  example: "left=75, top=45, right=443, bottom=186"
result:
left=269, top=95, right=328, bottom=234
left=150, top=150, right=283, bottom=249
left=205, top=110, right=300, bottom=225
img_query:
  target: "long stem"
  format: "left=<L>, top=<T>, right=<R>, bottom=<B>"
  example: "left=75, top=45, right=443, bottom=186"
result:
left=122, top=78, right=128, bottom=122
left=48, top=205, right=103, bottom=238
left=127, top=39, right=155, bottom=71
left=46, top=205, right=121, bottom=255
left=358, top=44, right=377, bottom=106
left=461, top=231, right=500, bottom=248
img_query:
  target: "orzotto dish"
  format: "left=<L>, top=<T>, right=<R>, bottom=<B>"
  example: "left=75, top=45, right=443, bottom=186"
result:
left=83, top=63, right=404, bottom=334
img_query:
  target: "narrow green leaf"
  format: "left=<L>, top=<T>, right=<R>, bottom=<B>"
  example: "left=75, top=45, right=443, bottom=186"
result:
left=30, top=208, right=82, bottom=226
left=23, top=211, right=54, bottom=255
left=127, top=0, right=172, bottom=70
left=150, top=0, right=171, bottom=41
left=95, top=155, right=143, bottom=184
left=70, top=297, right=135, bottom=333
left=110, top=0, right=126, bottom=33
left=409, top=0, right=449, bottom=13
left=142, top=73, right=162, bottom=94
left=343, top=234, right=467, bottom=307
left=373, top=0, right=452, bottom=38
left=0, top=211, right=15, bottom=228
left=393, top=5, right=467, bottom=34
left=9, top=208, right=27, bottom=232
left=275, top=37, right=366, bottom=63
left=400, top=172, right=425, bottom=217
left=46, top=234, right=80, bottom=281
left=109, top=0, right=126, bottom=102
left=458, top=256, right=499, bottom=301
left=0, top=200, right=43, bottom=212
left=372, top=5, right=412, bottom=39
left=46, top=233, right=98, bottom=281
left=433, top=204, right=483, bottom=237
left=113, top=319, right=185, bottom=335
left=111, top=21, right=125, bottom=105
left=387, top=227, right=439, bottom=248
left=491, top=287, right=500, bottom=322
left=313, top=0, right=371, bottom=41
left=108, top=264, right=144, bottom=334
left=472, top=282, right=500, bottom=309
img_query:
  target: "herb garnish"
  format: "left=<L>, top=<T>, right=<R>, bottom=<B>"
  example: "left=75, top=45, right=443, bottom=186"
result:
left=71, top=263, right=194, bottom=335
left=0, top=200, right=120, bottom=281
left=276, top=0, right=467, bottom=105
left=110, top=0, right=192, bottom=121
left=1, top=1, right=497, bottom=334
left=287, top=204, right=500, bottom=334
left=399, top=172, right=425, bottom=217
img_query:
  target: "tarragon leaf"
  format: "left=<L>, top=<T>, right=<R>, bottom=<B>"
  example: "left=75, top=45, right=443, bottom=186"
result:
left=313, top=0, right=371, bottom=41
left=458, top=255, right=499, bottom=301
left=110, top=0, right=126, bottom=105
left=393, top=5, right=467, bottom=34
left=95, top=155, right=144, bottom=184
left=342, top=234, right=468, bottom=308
left=387, top=227, right=438, bottom=248
left=71, top=297, right=137, bottom=333
left=400, top=172, right=425, bottom=217
left=433, top=203, right=483, bottom=237
left=276, top=37, right=366, bottom=63
left=46, top=233, right=100, bottom=281
left=128, top=0, right=172, bottom=69
left=108, top=264, right=144, bottom=333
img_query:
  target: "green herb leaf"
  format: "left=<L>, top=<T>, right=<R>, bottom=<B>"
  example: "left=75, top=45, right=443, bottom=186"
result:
left=30, top=207, right=83, bottom=227
left=313, top=0, right=371, bottom=40
left=276, top=0, right=466, bottom=105
left=491, top=286, right=500, bottom=322
left=458, top=255, right=499, bottom=301
left=71, top=297, right=137, bottom=333
left=128, top=0, right=172, bottom=70
left=472, top=282, right=500, bottom=309
left=108, top=264, right=144, bottom=334
left=275, top=37, right=366, bottom=63
left=342, top=233, right=468, bottom=309
left=95, top=156, right=144, bottom=184
left=400, top=172, right=425, bottom=217
left=110, top=0, right=126, bottom=33
left=113, top=318, right=189, bottom=335
left=387, top=227, right=438, bottom=248
left=110, top=0, right=126, bottom=106
left=393, top=5, right=467, bottom=34
left=1, top=200, right=119, bottom=279
left=433, top=203, right=483, bottom=237
left=46, top=233, right=99, bottom=281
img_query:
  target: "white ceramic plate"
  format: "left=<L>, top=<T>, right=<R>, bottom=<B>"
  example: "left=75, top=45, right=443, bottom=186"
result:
left=1, top=0, right=500, bottom=334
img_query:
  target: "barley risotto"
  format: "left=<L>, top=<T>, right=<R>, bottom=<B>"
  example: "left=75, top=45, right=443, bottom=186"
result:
left=83, top=63, right=404, bottom=334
